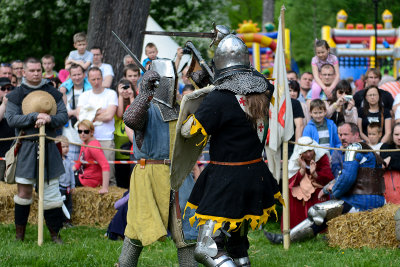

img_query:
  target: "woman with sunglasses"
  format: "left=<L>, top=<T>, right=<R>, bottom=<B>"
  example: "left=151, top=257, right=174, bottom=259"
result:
left=326, top=80, right=357, bottom=126
left=73, top=119, right=110, bottom=194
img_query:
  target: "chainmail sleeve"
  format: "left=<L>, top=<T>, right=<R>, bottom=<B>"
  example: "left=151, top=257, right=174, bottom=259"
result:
left=123, top=70, right=160, bottom=149
left=123, top=70, right=160, bottom=131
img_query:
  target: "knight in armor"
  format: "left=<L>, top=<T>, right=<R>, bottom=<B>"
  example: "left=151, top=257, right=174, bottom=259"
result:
left=265, top=122, right=385, bottom=244
left=118, top=59, right=198, bottom=266
left=180, top=32, right=283, bottom=267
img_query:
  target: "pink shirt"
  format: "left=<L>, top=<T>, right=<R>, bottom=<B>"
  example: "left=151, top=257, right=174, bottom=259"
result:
left=74, top=139, right=110, bottom=188
left=311, top=54, right=338, bottom=70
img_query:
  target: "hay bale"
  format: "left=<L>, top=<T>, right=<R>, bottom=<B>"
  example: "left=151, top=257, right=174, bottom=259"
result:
left=0, top=182, right=125, bottom=227
left=327, top=204, right=400, bottom=248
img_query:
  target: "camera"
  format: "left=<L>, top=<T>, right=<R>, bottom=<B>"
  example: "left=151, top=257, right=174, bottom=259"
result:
left=344, top=95, right=353, bottom=101
left=122, top=84, right=130, bottom=90
left=182, top=47, right=192, bottom=55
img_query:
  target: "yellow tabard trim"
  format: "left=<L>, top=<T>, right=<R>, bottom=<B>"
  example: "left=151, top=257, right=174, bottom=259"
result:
left=274, top=191, right=285, bottom=207
left=183, top=114, right=208, bottom=147
left=184, top=201, right=278, bottom=234
left=124, top=120, right=177, bottom=246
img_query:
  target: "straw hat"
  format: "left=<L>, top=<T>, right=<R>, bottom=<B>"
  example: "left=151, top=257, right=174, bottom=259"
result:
left=22, top=90, right=57, bottom=115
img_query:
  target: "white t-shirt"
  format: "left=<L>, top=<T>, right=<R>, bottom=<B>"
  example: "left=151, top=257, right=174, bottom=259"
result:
left=63, top=88, right=86, bottom=143
left=91, top=63, right=114, bottom=79
left=394, top=94, right=400, bottom=120
left=78, top=89, right=118, bottom=140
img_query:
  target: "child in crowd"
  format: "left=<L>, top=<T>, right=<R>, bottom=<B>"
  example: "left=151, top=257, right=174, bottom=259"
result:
left=302, top=99, right=341, bottom=153
left=142, top=42, right=158, bottom=72
left=57, top=135, right=75, bottom=227
left=123, top=64, right=140, bottom=95
left=311, top=40, right=340, bottom=99
left=367, top=122, right=383, bottom=152
left=42, top=55, right=58, bottom=79
left=65, top=32, right=93, bottom=71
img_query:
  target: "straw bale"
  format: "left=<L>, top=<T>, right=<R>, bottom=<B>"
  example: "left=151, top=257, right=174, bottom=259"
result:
left=0, top=182, right=125, bottom=227
left=327, top=204, right=400, bottom=248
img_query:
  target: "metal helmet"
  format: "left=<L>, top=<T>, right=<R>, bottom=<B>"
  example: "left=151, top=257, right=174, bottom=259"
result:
left=213, top=34, right=251, bottom=82
left=149, top=59, right=177, bottom=108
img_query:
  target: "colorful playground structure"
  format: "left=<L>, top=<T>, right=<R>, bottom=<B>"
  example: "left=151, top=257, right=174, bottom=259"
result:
left=236, top=20, right=297, bottom=76
left=322, top=9, right=400, bottom=80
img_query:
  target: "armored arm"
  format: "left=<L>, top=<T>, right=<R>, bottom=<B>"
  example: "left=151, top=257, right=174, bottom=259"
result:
left=123, top=70, right=160, bottom=131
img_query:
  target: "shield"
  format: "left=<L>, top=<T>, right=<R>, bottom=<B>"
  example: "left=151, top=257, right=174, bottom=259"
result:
left=170, top=85, right=214, bottom=190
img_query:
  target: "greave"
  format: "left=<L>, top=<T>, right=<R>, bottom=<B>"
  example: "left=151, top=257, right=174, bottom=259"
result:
left=233, top=256, right=251, bottom=266
left=289, top=218, right=316, bottom=242
left=118, top=238, right=143, bottom=267
left=177, top=245, right=198, bottom=267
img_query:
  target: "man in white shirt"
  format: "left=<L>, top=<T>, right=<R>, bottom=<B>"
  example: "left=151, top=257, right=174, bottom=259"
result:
left=90, top=47, right=114, bottom=88
left=78, top=67, right=118, bottom=186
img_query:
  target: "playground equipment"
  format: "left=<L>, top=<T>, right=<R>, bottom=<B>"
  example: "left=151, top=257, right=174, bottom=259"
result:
left=322, top=9, right=400, bottom=80
left=236, top=20, right=297, bottom=76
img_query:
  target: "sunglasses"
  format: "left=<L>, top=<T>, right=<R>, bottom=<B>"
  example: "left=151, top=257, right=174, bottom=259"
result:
left=0, top=85, right=14, bottom=91
left=78, top=129, right=90, bottom=134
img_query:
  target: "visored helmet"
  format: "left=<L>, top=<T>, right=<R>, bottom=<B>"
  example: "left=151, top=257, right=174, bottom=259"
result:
left=149, top=59, right=177, bottom=108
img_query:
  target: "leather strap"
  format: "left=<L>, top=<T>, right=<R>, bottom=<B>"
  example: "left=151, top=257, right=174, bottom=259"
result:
left=139, top=158, right=171, bottom=169
left=210, top=158, right=262, bottom=166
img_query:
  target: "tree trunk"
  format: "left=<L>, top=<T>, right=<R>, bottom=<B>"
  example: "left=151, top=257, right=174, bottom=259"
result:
left=87, top=0, right=150, bottom=86
left=262, top=0, right=275, bottom=31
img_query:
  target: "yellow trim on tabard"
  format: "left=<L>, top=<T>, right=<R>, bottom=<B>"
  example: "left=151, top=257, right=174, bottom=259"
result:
left=274, top=191, right=285, bottom=207
left=186, top=203, right=278, bottom=234
left=182, top=114, right=208, bottom=147
left=169, top=120, right=177, bottom=158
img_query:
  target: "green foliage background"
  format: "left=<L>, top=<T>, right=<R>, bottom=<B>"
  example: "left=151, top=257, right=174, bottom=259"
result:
left=1, top=0, right=400, bottom=73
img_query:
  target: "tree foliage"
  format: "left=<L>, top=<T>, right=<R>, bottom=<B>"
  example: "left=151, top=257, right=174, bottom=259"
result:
left=0, top=0, right=90, bottom=67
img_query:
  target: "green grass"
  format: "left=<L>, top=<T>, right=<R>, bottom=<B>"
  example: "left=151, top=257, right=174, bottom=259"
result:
left=1, top=221, right=400, bottom=267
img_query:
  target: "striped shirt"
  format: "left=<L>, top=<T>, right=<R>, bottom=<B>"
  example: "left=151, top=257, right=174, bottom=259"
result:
left=315, top=120, right=330, bottom=148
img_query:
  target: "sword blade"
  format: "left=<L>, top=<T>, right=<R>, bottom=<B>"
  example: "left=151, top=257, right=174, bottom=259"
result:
left=112, top=31, right=147, bottom=73
left=142, top=30, right=215, bottom=39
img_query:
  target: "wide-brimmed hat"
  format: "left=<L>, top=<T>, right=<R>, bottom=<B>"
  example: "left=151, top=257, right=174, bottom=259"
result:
left=22, top=90, right=57, bottom=115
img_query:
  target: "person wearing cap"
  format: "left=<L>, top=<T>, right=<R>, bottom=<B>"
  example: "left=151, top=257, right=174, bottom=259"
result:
left=0, top=77, right=15, bottom=181
left=5, top=57, right=68, bottom=244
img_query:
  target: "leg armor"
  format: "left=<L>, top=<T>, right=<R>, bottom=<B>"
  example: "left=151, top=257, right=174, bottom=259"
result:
left=194, top=220, right=236, bottom=267
left=118, top=238, right=143, bottom=267
left=233, top=257, right=251, bottom=267
left=266, top=200, right=345, bottom=244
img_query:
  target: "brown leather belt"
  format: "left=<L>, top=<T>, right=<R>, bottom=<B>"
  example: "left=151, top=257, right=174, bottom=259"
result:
left=210, top=158, right=262, bottom=166
left=140, top=158, right=171, bottom=169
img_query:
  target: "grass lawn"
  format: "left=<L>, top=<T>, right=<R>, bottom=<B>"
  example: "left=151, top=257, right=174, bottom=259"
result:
left=1, top=221, right=400, bottom=267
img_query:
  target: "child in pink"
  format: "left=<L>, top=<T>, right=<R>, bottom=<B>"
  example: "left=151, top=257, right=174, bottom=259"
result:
left=311, top=40, right=340, bottom=99
left=74, top=120, right=110, bottom=194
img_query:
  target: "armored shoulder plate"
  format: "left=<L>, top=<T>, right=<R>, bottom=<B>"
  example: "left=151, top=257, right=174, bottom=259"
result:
left=344, top=142, right=362, bottom=162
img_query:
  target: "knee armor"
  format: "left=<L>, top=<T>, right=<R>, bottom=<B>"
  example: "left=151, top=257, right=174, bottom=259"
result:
left=307, top=200, right=345, bottom=225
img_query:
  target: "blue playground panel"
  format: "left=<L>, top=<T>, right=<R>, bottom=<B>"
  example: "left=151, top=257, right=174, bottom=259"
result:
left=339, top=57, right=369, bottom=80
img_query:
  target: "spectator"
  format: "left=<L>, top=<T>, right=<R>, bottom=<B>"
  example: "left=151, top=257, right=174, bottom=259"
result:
left=357, top=85, right=391, bottom=144
left=0, top=64, right=13, bottom=80
left=287, top=136, right=333, bottom=228
left=42, top=55, right=58, bottom=79
left=354, top=74, right=365, bottom=91
left=59, top=64, right=92, bottom=161
left=11, top=60, right=23, bottom=86
left=77, top=67, right=118, bottom=186
left=353, top=68, right=394, bottom=111
left=182, top=84, right=195, bottom=96
left=123, top=64, right=140, bottom=95
left=379, top=69, right=395, bottom=86
left=65, top=32, right=93, bottom=71
left=57, top=135, right=75, bottom=227
left=310, top=40, right=340, bottom=99
left=115, top=79, right=136, bottom=188
left=289, top=80, right=309, bottom=124
left=123, top=54, right=135, bottom=67
left=0, top=77, right=15, bottom=181
left=327, top=80, right=357, bottom=125
left=11, top=74, right=17, bottom=87
left=141, top=43, right=158, bottom=72
left=380, top=122, right=400, bottom=204
left=287, top=70, right=298, bottom=81
left=367, top=122, right=383, bottom=151
left=303, top=99, right=341, bottom=153
left=298, top=72, right=313, bottom=103
left=73, top=120, right=110, bottom=194
left=90, top=46, right=114, bottom=88
left=306, top=64, right=337, bottom=109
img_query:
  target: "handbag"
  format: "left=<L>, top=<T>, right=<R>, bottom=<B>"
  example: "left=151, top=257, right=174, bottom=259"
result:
left=4, top=132, right=23, bottom=184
